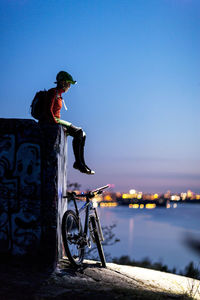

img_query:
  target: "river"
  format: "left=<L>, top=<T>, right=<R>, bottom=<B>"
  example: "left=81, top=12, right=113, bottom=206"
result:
left=98, top=203, right=200, bottom=271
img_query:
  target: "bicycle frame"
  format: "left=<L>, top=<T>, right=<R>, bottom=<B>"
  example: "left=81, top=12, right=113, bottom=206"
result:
left=71, top=194, right=93, bottom=239
left=70, top=194, right=104, bottom=242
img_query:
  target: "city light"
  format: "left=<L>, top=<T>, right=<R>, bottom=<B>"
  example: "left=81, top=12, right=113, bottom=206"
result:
left=137, top=192, right=142, bottom=199
left=100, top=202, right=118, bottom=207
left=122, top=193, right=136, bottom=199
left=187, top=190, right=193, bottom=198
left=92, top=188, right=200, bottom=209
left=181, top=193, right=187, bottom=201
left=104, top=195, right=112, bottom=201
left=171, top=195, right=180, bottom=201
left=146, top=203, right=156, bottom=209
left=129, top=204, right=139, bottom=209
left=129, top=189, right=136, bottom=194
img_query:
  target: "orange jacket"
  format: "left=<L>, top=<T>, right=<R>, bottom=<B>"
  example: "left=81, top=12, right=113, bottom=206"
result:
left=46, top=88, right=64, bottom=123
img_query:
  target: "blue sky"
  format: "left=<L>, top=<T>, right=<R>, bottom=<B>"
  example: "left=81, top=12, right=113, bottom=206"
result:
left=1, top=0, right=200, bottom=193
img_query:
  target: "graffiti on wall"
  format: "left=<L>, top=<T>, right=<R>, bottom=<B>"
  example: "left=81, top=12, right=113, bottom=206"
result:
left=0, top=134, right=41, bottom=255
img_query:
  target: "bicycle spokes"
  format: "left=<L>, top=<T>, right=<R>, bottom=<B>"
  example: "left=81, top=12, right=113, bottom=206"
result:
left=62, top=211, right=84, bottom=265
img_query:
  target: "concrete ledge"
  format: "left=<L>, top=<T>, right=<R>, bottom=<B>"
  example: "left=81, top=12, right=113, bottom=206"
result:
left=0, top=118, right=67, bottom=270
left=106, top=262, right=200, bottom=299
left=0, top=260, right=199, bottom=299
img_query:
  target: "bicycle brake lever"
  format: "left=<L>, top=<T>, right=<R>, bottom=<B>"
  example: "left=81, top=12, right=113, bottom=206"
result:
left=97, top=191, right=103, bottom=195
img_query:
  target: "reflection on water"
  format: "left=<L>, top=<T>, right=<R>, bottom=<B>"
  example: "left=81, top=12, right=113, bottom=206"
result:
left=99, top=203, right=200, bottom=271
left=128, top=202, right=177, bottom=209
left=128, top=217, right=134, bottom=253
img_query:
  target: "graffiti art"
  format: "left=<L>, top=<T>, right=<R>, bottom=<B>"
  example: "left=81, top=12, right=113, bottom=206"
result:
left=0, top=134, right=41, bottom=255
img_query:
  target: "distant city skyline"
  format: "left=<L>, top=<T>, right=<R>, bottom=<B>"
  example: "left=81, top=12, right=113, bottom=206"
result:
left=1, top=0, right=200, bottom=193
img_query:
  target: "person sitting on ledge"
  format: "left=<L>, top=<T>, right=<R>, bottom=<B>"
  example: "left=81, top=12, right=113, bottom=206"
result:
left=41, top=70, right=95, bottom=175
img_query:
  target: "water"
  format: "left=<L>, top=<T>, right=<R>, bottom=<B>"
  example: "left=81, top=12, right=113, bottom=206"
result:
left=98, top=203, right=200, bottom=271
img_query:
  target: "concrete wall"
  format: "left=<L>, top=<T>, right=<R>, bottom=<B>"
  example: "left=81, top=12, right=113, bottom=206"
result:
left=0, top=118, right=67, bottom=270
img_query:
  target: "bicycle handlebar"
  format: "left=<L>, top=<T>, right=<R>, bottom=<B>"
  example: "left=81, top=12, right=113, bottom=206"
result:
left=91, top=184, right=110, bottom=194
left=64, top=184, right=110, bottom=199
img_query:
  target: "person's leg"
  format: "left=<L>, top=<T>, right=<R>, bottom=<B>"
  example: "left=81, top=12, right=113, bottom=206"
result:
left=68, top=125, right=95, bottom=175
left=55, top=118, right=72, bottom=128
left=69, top=126, right=85, bottom=166
left=55, top=118, right=95, bottom=175
left=79, top=134, right=86, bottom=166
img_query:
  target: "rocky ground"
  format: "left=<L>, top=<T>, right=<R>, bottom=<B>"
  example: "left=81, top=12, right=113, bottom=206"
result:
left=0, top=259, right=199, bottom=300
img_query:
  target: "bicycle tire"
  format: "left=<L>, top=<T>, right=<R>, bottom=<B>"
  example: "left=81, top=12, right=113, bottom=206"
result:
left=90, top=215, right=106, bottom=267
left=62, top=210, right=84, bottom=266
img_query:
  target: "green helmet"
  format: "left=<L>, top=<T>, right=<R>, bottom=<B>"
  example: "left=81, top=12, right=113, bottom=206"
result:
left=56, top=71, right=77, bottom=84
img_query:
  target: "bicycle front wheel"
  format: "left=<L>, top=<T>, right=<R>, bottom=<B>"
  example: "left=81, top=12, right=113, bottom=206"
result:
left=90, top=215, right=106, bottom=267
left=62, top=210, right=84, bottom=266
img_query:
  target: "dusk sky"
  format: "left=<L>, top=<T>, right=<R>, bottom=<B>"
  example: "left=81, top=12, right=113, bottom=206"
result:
left=1, top=0, right=200, bottom=193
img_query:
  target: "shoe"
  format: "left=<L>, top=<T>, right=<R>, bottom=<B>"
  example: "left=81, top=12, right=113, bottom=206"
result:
left=73, top=162, right=95, bottom=175
left=84, top=164, right=95, bottom=175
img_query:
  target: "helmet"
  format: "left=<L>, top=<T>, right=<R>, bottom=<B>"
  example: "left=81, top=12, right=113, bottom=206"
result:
left=55, top=71, right=77, bottom=84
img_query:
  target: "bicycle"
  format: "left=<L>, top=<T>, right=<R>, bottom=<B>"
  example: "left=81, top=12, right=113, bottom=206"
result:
left=62, top=184, right=110, bottom=268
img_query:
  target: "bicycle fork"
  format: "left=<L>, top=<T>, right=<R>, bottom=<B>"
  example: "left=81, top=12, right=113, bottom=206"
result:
left=93, top=208, right=104, bottom=242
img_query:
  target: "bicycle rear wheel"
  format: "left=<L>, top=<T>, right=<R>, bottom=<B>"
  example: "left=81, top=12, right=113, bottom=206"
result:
left=90, top=215, right=106, bottom=267
left=62, top=210, right=84, bottom=266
